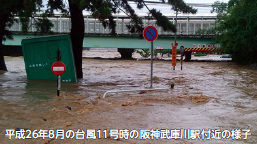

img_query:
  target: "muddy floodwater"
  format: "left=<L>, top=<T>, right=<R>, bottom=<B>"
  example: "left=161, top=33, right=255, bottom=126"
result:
left=0, top=51, right=257, bottom=144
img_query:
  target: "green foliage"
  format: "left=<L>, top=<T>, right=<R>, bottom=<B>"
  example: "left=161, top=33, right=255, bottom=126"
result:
left=195, top=28, right=216, bottom=35
left=176, top=49, right=180, bottom=54
left=150, top=9, right=176, bottom=32
left=119, top=0, right=144, bottom=34
left=137, top=49, right=151, bottom=58
left=34, top=14, right=54, bottom=35
left=79, top=0, right=117, bottom=34
left=0, top=0, right=22, bottom=41
left=153, top=49, right=172, bottom=57
left=47, top=0, right=67, bottom=14
left=160, top=49, right=172, bottom=54
left=211, top=1, right=228, bottom=14
left=0, top=0, right=54, bottom=42
left=168, top=0, right=197, bottom=14
left=211, top=1, right=228, bottom=21
left=213, top=0, right=257, bottom=64
left=194, top=52, right=207, bottom=56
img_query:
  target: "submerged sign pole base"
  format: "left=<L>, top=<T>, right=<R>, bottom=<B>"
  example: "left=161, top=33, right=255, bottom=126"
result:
left=57, top=76, right=61, bottom=96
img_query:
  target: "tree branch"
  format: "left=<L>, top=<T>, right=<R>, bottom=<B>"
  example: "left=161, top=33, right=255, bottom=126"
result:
left=112, top=0, right=131, bottom=17
left=142, top=1, right=151, bottom=12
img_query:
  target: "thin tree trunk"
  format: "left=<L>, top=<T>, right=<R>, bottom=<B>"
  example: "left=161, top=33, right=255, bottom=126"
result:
left=68, top=1, right=84, bottom=79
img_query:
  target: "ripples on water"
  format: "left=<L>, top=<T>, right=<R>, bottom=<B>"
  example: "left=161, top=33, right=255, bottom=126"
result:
left=1, top=56, right=257, bottom=143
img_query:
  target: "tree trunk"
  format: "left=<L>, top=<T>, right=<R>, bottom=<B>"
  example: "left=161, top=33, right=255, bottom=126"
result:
left=0, top=44, right=7, bottom=71
left=68, top=1, right=84, bottom=79
left=0, top=27, right=7, bottom=71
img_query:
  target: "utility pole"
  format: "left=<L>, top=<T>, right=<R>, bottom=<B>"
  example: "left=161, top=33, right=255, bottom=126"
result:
left=175, top=8, right=178, bottom=45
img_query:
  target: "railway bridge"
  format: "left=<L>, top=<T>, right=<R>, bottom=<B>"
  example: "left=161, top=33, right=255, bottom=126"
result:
left=4, top=13, right=221, bottom=60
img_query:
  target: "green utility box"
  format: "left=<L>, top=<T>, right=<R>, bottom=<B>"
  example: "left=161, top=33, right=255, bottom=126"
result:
left=21, top=35, right=77, bottom=82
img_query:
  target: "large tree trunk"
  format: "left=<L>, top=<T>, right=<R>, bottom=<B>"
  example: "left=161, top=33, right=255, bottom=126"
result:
left=0, top=22, right=7, bottom=71
left=0, top=43, right=7, bottom=71
left=68, top=1, right=84, bottom=79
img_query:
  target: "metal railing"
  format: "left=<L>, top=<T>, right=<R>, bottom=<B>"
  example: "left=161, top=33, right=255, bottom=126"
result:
left=9, top=14, right=217, bottom=36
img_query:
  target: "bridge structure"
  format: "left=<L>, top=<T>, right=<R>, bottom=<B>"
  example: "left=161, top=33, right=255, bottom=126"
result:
left=4, top=13, right=221, bottom=60
left=8, top=12, right=218, bottom=36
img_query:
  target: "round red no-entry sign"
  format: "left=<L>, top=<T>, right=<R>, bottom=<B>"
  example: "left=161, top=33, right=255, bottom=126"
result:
left=51, top=61, right=66, bottom=76
left=143, top=26, right=158, bottom=42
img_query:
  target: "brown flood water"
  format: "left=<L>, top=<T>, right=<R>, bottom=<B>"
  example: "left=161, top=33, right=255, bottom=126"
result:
left=0, top=55, right=257, bottom=144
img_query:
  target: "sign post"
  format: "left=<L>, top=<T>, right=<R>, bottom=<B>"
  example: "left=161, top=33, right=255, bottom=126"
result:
left=151, top=42, right=153, bottom=87
left=172, top=43, right=177, bottom=70
left=143, top=26, right=158, bottom=88
left=180, top=46, right=184, bottom=70
left=51, top=48, right=66, bottom=96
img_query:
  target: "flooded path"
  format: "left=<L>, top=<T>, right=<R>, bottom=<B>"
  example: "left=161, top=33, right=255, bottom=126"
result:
left=0, top=53, right=257, bottom=144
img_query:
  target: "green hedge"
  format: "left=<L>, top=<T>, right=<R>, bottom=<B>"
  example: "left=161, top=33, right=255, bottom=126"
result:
left=137, top=49, right=181, bottom=58
left=194, top=52, right=207, bottom=56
